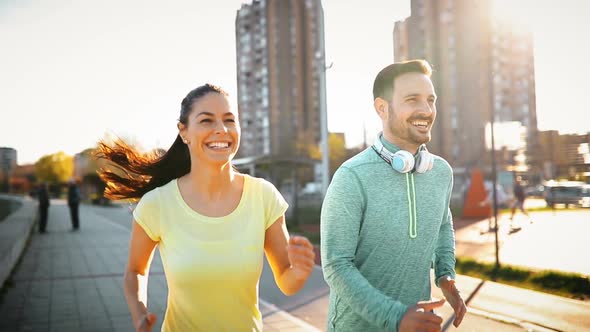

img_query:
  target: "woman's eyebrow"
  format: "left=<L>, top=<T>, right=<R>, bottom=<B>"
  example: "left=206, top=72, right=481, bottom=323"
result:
left=195, top=111, right=234, bottom=117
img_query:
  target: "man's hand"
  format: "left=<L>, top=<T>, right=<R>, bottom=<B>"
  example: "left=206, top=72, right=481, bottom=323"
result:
left=439, top=277, right=467, bottom=327
left=399, top=298, right=445, bottom=332
left=135, top=312, right=157, bottom=332
left=287, top=236, right=316, bottom=281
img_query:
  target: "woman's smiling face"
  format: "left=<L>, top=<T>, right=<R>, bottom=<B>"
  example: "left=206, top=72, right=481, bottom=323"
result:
left=179, top=92, right=240, bottom=165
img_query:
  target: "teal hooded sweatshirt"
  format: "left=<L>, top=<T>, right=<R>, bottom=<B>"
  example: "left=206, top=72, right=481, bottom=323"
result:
left=320, top=137, right=456, bottom=331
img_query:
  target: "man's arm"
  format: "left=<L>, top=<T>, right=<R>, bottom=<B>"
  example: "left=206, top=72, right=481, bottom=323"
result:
left=434, top=176, right=466, bottom=327
left=434, top=209, right=456, bottom=285
left=321, top=167, right=408, bottom=330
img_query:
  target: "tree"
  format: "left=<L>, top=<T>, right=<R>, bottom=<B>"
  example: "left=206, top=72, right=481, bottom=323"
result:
left=76, top=148, right=103, bottom=177
left=304, top=132, right=350, bottom=178
left=35, top=151, right=74, bottom=183
left=327, top=133, right=348, bottom=177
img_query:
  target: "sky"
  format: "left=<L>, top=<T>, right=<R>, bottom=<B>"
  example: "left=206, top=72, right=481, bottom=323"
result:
left=1, top=0, right=589, bottom=165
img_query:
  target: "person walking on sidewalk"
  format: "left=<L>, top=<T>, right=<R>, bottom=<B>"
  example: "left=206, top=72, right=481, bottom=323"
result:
left=98, top=84, right=315, bottom=332
left=321, top=60, right=466, bottom=331
left=509, top=180, right=530, bottom=223
left=67, top=179, right=81, bottom=231
left=37, top=182, right=50, bottom=233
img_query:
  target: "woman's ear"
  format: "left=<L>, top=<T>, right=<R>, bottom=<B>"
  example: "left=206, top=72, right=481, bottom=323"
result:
left=177, top=122, right=187, bottom=141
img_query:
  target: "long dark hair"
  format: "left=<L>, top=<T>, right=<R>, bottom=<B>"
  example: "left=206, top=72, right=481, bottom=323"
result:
left=97, top=84, right=229, bottom=201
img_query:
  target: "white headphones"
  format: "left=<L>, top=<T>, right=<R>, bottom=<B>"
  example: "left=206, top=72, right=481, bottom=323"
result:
left=372, top=133, right=434, bottom=173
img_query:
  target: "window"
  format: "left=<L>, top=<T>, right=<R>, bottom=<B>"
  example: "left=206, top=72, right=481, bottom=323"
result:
left=418, top=5, right=425, bottom=17
left=451, top=115, right=458, bottom=129
left=440, top=11, right=452, bottom=23
left=453, top=145, right=460, bottom=159
left=448, top=35, right=455, bottom=47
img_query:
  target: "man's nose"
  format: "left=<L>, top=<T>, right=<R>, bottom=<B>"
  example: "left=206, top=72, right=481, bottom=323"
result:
left=416, top=100, right=434, bottom=114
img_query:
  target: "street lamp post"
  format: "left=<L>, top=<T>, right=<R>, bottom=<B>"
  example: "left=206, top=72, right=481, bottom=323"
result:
left=317, top=53, right=332, bottom=197
left=490, top=112, right=501, bottom=269
left=489, top=41, right=501, bottom=269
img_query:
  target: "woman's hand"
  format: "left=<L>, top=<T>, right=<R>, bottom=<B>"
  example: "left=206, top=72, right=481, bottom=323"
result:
left=135, top=312, right=157, bottom=332
left=265, top=216, right=317, bottom=295
left=287, top=236, right=316, bottom=281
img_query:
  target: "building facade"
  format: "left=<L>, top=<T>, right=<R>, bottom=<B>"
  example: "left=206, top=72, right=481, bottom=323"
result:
left=394, top=0, right=538, bottom=173
left=0, top=147, right=17, bottom=192
left=235, top=0, right=326, bottom=160
left=537, top=131, right=590, bottom=181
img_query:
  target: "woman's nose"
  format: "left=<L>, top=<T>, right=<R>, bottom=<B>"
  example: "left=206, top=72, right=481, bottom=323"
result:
left=214, top=120, right=228, bottom=133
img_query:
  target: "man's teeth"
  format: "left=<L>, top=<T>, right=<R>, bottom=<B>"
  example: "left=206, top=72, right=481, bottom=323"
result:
left=207, top=142, right=229, bottom=149
left=412, top=121, right=428, bottom=127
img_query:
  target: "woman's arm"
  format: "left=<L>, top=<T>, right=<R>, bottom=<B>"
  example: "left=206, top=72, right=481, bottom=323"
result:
left=264, top=215, right=315, bottom=296
left=124, top=221, right=159, bottom=330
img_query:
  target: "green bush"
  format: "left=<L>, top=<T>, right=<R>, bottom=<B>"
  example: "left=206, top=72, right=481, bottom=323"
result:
left=496, top=266, right=532, bottom=281
left=530, top=271, right=590, bottom=295
left=290, top=205, right=321, bottom=226
left=456, top=258, right=590, bottom=299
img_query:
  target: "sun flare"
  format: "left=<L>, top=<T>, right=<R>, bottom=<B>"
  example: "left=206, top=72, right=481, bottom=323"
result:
left=492, top=0, right=536, bottom=32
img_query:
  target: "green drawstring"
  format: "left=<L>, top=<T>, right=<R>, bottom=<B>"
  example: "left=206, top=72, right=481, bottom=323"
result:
left=405, top=173, right=418, bottom=238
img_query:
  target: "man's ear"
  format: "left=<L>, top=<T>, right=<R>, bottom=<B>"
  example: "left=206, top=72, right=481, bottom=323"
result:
left=374, top=97, right=388, bottom=120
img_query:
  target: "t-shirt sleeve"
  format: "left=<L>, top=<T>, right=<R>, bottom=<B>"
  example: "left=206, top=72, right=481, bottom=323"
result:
left=132, top=189, right=161, bottom=242
left=260, top=179, right=289, bottom=229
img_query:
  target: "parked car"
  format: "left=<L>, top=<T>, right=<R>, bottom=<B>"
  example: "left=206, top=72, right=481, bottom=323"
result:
left=580, top=184, right=590, bottom=208
left=525, top=184, right=545, bottom=197
left=544, top=181, right=585, bottom=208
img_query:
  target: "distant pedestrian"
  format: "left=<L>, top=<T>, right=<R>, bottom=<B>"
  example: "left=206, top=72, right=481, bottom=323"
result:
left=37, top=183, right=50, bottom=233
left=480, top=183, right=509, bottom=230
left=67, top=179, right=81, bottom=230
left=97, top=84, right=315, bottom=331
left=510, top=181, right=530, bottom=223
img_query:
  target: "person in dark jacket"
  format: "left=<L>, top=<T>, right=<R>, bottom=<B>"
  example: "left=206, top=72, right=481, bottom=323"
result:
left=38, top=183, right=50, bottom=233
left=510, top=180, right=530, bottom=223
left=67, top=179, right=81, bottom=230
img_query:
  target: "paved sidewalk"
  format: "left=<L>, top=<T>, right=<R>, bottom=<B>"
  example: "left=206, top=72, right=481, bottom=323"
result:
left=430, top=273, right=590, bottom=332
left=0, top=201, right=316, bottom=331
left=454, top=210, right=590, bottom=276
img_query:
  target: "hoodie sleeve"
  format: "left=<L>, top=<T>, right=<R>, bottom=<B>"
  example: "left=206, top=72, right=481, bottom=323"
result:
left=434, top=176, right=457, bottom=286
left=321, top=166, right=408, bottom=331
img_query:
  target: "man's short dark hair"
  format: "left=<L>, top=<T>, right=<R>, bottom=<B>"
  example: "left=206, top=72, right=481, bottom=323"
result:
left=372, top=59, right=433, bottom=101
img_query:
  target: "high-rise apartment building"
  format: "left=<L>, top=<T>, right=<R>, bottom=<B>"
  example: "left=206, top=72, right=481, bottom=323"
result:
left=235, top=0, right=326, bottom=161
left=0, top=147, right=17, bottom=191
left=394, top=0, right=538, bottom=172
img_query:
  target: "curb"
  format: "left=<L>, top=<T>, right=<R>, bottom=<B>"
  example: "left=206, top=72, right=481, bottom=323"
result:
left=0, top=195, right=37, bottom=288
left=465, top=307, right=561, bottom=332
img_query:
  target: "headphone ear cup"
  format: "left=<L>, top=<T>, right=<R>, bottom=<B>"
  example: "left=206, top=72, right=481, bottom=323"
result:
left=415, top=150, right=434, bottom=173
left=391, top=150, right=415, bottom=173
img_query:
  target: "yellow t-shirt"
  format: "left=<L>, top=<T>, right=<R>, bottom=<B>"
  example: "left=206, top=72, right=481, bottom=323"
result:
left=133, top=174, right=288, bottom=331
